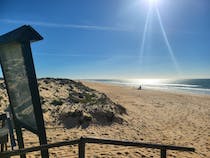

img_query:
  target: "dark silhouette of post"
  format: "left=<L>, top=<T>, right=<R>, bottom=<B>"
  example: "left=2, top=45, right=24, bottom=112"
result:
left=79, top=137, right=85, bottom=158
left=161, top=148, right=166, bottom=158
left=0, top=25, right=49, bottom=158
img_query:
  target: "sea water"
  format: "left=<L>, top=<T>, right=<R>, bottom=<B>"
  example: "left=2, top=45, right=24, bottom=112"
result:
left=87, top=79, right=210, bottom=95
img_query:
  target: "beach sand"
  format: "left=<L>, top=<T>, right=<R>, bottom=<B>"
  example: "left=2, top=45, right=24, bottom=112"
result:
left=10, top=82, right=210, bottom=157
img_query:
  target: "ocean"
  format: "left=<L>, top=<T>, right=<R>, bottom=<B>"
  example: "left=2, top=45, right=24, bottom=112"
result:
left=87, top=79, right=210, bottom=95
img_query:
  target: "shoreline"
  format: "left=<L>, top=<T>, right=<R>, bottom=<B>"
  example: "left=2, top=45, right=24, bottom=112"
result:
left=81, top=80, right=210, bottom=97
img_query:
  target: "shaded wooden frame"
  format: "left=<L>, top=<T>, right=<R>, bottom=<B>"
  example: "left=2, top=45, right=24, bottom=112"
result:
left=0, top=25, right=49, bottom=158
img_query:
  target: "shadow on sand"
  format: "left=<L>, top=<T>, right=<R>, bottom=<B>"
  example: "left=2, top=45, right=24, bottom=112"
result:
left=60, top=105, right=127, bottom=129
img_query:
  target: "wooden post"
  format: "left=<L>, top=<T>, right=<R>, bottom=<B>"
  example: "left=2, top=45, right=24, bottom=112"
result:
left=15, top=124, right=26, bottom=158
left=161, top=148, right=167, bottom=158
left=79, top=138, right=85, bottom=158
left=21, top=41, right=49, bottom=158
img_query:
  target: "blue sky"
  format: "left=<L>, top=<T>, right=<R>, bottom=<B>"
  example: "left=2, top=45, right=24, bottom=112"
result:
left=0, top=0, right=210, bottom=79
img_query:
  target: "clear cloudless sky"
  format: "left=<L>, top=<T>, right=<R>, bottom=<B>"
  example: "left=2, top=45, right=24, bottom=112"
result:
left=0, top=0, right=210, bottom=79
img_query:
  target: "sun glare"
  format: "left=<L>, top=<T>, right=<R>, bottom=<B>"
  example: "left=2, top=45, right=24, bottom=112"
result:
left=139, top=0, right=180, bottom=75
left=148, top=0, right=158, bottom=5
left=130, top=78, right=164, bottom=85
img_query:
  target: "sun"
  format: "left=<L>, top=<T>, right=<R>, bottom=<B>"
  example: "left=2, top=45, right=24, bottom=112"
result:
left=148, top=0, right=158, bottom=5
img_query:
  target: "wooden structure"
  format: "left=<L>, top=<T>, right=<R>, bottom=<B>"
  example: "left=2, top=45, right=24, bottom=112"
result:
left=0, top=114, right=8, bottom=152
left=0, top=137, right=195, bottom=158
left=0, top=25, right=48, bottom=158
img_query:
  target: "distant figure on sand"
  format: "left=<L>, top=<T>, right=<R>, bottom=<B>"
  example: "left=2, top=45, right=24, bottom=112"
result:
left=138, top=85, right=142, bottom=90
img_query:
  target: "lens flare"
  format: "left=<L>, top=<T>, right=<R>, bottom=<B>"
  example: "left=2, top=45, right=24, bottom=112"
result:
left=139, top=6, right=152, bottom=63
left=155, top=7, right=181, bottom=74
left=139, top=1, right=181, bottom=76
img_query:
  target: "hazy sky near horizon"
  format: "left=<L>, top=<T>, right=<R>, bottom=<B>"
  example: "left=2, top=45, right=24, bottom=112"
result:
left=0, top=0, right=210, bottom=79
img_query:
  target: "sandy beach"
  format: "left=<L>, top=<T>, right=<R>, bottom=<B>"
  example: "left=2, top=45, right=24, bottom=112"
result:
left=9, top=81, right=209, bottom=158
